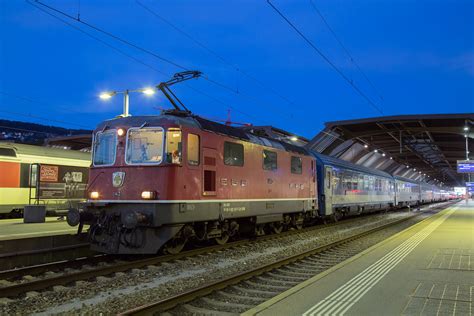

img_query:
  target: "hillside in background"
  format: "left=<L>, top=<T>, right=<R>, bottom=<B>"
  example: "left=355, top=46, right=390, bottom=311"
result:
left=0, top=119, right=91, bottom=145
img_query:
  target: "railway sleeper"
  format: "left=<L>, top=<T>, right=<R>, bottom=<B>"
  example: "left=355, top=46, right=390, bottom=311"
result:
left=244, top=279, right=290, bottom=292
left=255, top=276, right=300, bottom=287
left=217, top=290, right=267, bottom=304
left=181, top=303, right=235, bottom=316
left=199, top=296, right=253, bottom=312
left=230, top=285, right=279, bottom=297
left=274, top=267, right=315, bottom=277
left=266, top=271, right=308, bottom=282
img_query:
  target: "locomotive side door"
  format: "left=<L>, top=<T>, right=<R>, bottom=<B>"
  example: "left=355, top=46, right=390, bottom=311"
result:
left=202, top=147, right=217, bottom=196
left=324, top=166, right=333, bottom=215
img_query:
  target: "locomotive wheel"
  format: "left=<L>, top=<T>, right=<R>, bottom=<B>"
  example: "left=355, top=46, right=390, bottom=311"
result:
left=255, top=224, right=266, bottom=236
left=163, top=237, right=187, bottom=255
left=293, top=214, right=304, bottom=230
left=271, top=222, right=283, bottom=234
left=215, top=232, right=230, bottom=245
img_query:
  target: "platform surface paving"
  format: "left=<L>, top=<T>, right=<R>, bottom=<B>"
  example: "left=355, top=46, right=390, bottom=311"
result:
left=0, top=217, right=79, bottom=241
left=244, top=201, right=473, bottom=316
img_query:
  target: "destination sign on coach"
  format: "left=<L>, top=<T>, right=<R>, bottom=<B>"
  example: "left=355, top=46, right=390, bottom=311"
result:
left=457, top=160, right=474, bottom=173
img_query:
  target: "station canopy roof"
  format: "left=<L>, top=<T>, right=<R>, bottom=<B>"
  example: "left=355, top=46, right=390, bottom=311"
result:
left=45, top=134, right=92, bottom=151
left=306, top=113, right=474, bottom=187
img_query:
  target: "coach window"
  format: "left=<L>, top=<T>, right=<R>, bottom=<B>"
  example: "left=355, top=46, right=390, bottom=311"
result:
left=187, top=133, right=200, bottom=166
left=166, top=128, right=182, bottom=164
left=263, top=150, right=277, bottom=170
left=93, top=130, right=117, bottom=166
left=29, top=164, right=38, bottom=186
left=291, top=156, right=302, bottom=174
left=224, top=141, right=244, bottom=166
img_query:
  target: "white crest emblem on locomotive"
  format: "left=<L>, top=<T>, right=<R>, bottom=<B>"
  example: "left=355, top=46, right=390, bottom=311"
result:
left=112, top=172, right=125, bottom=187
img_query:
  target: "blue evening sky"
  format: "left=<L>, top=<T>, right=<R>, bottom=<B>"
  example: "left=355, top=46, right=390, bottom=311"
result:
left=0, top=0, right=473, bottom=137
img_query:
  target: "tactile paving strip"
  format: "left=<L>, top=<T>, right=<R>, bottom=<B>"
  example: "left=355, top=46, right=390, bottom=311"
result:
left=427, top=248, right=473, bottom=271
left=402, top=282, right=473, bottom=315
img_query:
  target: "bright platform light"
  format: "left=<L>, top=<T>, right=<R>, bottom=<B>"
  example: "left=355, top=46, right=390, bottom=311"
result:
left=99, top=92, right=114, bottom=100
left=142, top=88, right=155, bottom=96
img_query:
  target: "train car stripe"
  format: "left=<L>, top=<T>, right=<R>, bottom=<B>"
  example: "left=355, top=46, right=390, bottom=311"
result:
left=87, top=198, right=313, bottom=204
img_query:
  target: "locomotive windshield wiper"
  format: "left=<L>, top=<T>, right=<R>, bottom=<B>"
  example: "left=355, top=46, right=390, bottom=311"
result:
left=156, top=70, right=202, bottom=113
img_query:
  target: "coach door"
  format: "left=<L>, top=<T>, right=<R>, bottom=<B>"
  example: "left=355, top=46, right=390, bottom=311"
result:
left=202, top=148, right=217, bottom=196
left=324, top=166, right=333, bottom=215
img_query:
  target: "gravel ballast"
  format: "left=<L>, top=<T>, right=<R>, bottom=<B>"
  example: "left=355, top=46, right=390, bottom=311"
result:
left=0, top=208, right=442, bottom=315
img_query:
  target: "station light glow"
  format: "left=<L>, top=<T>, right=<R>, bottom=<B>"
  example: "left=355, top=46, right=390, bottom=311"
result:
left=142, top=88, right=155, bottom=95
left=364, top=144, right=368, bottom=148
left=99, top=92, right=114, bottom=100
left=464, top=126, right=469, bottom=131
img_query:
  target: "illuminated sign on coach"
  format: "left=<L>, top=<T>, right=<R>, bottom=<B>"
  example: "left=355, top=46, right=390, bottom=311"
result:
left=457, top=160, right=474, bottom=173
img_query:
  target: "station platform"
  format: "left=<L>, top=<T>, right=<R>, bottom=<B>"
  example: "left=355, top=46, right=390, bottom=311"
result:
left=244, top=201, right=473, bottom=316
left=0, top=217, right=79, bottom=241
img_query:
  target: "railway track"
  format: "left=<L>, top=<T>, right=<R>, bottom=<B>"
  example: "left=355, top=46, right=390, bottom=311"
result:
left=0, top=202, right=452, bottom=302
left=0, top=212, right=359, bottom=298
left=119, top=202, right=452, bottom=315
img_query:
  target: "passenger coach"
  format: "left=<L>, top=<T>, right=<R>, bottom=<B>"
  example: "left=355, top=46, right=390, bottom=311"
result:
left=0, top=142, right=90, bottom=217
left=313, top=153, right=395, bottom=220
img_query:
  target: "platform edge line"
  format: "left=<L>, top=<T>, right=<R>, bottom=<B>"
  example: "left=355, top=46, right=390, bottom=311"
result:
left=241, top=203, right=459, bottom=316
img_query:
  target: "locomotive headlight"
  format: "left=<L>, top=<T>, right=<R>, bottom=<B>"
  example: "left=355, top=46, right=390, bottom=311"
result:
left=141, top=191, right=156, bottom=199
left=117, top=128, right=125, bottom=136
left=90, top=191, right=100, bottom=199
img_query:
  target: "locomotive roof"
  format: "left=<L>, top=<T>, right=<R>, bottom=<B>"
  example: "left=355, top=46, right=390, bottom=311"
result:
left=0, top=142, right=91, bottom=160
left=312, top=152, right=393, bottom=179
left=98, top=113, right=309, bottom=155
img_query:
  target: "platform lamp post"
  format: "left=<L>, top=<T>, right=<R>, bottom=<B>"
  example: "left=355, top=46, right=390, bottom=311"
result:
left=99, top=87, right=156, bottom=117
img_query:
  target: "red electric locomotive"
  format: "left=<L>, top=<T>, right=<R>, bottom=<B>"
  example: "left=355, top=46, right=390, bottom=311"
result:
left=68, top=72, right=318, bottom=254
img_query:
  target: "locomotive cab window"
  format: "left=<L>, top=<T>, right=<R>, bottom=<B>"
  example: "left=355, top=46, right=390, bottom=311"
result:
left=125, top=127, right=164, bottom=164
left=93, top=130, right=117, bottom=166
left=224, top=142, right=244, bottom=166
left=166, top=128, right=182, bottom=164
left=263, top=150, right=277, bottom=170
left=187, top=133, right=200, bottom=166
left=291, top=156, right=302, bottom=174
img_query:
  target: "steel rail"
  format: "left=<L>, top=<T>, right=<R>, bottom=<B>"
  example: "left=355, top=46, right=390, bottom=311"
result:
left=0, top=214, right=352, bottom=297
left=0, top=202, right=453, bottom=299
left=119, top=202, right=453, bottom=315
left=0, top=210, right=363, bottom=283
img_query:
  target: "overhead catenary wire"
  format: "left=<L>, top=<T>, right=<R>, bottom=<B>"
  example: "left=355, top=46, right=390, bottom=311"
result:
left=266, top=0, right=384, bottom=115
left=135, top=0, right=298, bottom=107
left=308, top=0, right=384, bottom=102
left=0, top=125, right=64, bottom=135
left=0, top=109, right=91, bottom=129
left=26, top=0, right=267, bottom=125
left=30, top=0, right=295, bottom=123
left=26, top=0, right=351, bottom=142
